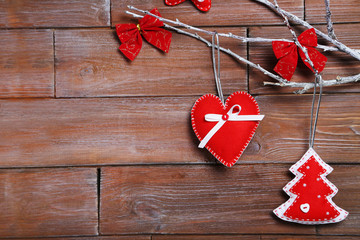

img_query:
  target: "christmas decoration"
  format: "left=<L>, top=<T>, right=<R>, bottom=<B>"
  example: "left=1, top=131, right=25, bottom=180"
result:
left=272, top=28, right=327, bottom=81
left=123, top=1, right=355, bottom=224
left=165, top=0, right=211, bottom=12
left=126, top=2, right=360, bottom=93
left=115, top=8, right=172, bottom=61
left=191, top=92, right=264, bottom=167
left=274, top=148, right=348, bottom=224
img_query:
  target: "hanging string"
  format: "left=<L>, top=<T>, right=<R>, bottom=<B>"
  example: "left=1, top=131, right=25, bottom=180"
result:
left=309, top=74, right=323, bottom=148
left=211, top=31, right=224, bottom=105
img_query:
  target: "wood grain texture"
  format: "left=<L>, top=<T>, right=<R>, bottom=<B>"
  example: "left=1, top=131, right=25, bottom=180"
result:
left=0, top=168, right=98, bottom=237
left=19, top=237, right=151, bottom=240
left=262, top=235, right=360, bottom=240
left=0, top=0, right=110, bottom=28
left=0, top=97, right=201, bottom=167
left=0, top=94, right=358, bottom=167
left=253, top=94, right=360, bottom=164
left=306, top=0, right=360, bottom=24
left=0, top=29, right=54, bottom=98
left=111, top=0, right=303, bottom=27
left=100, top=165, right=315, bottom=234
left=317, top=165, right=360, bottom=235
left=248, top=24, right=360, bottom=94
left=55, top=28, right=246, bottom=97
left=154, top=236, right=259, bottom=240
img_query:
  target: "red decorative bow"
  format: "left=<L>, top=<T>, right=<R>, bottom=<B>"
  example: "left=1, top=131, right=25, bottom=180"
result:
left=165, top=0, right=211, bottom=12
left=115, top=8, right=172, bottom=61
left=272, top=28, right=327, bottom=81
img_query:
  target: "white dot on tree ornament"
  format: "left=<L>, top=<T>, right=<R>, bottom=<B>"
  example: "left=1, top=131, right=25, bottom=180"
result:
left=303, top=183, right=307, bottom=187
left=306, top=166, right=310, bottom=169
left=317, top=195, right=321, bottom=198
left=317, top=178, right=320, bottom=181
left=326, top=212, right=330, bottom=215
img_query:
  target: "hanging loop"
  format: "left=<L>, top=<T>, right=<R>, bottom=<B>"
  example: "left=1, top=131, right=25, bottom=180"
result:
left=309, top=75, right=323, bottom=148
left=211, top=31, right=224, bottom=105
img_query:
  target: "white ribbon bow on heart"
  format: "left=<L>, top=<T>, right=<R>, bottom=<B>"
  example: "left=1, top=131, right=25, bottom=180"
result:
left=198, top=104, right=265, bottom=148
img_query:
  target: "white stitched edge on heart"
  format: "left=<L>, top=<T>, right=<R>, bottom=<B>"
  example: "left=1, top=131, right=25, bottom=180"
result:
left=191, top=91, right=261, bottom=167
left=273, top=147, right=349, bottom=224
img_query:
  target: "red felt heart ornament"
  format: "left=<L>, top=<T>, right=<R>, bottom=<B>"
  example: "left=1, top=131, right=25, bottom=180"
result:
left=191, top=92, right=263, bottom=167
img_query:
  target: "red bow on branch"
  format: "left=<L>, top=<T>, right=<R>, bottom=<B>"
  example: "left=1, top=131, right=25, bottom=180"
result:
left=165, top=0, right=211, bottom=12
left=115, top=8, right=172, bottom=61
left=272, top=28, right=327, bottom=81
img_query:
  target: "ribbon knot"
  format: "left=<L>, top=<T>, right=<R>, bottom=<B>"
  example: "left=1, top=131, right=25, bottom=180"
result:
left=136, top=24, right=141, bottom=33
left=115, top=8, right=172, bottom=61
left=198, top=105, right=264, bottom=148
left=272, top=28, right=327, bottom=81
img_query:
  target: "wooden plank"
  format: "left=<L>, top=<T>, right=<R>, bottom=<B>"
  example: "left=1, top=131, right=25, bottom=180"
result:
left=0, top=0, right=110, bottom=28
left=100, top=165, right=315, bottom=234
left=55, top=28, right=246, bottom=97
left=0, top=168, right=98, bottom=237
left=154, top=236, right=259, bottom=240
left=306, top=0, right=360, bottom=24
left=317, top=165, right=360, bottom=235
left=111, top=0, right=303, bottom=27
left=0, top=94, right=358, bottom=167
left=0, top=29, right=54, bottom=98
left=262, top=235, right=360, bottom=240
left=17, top=237, right=151, bottom=240
left=248, top=24, right=360, bottom=94
left=254, top=94, right=360, bottom=164
left=0, top=97, right=202, bottom=167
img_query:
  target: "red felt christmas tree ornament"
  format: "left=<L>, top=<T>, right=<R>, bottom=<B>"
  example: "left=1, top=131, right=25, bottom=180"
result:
left=274, top=148, right=348, bottom=224
left=274, top=76, right=348, bottom=224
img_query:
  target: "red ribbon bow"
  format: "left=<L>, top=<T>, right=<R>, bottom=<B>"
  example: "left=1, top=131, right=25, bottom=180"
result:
left=272, top=28, right=327, bottom=81
left=165, top=0, right=211, bottom=12
left=115, top=8, right=172, bottom=61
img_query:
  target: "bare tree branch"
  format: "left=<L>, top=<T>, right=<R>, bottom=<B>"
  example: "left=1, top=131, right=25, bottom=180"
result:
left=272, top=0, right=321, bottom=83
left=125, top=4, right=360, bottom=93
left=253, top=0, right=360, bottom=61
left=264, top=73, right=360, bottom=93
left=126, top=9, right=289, bottom=84
left=324, top=0, right=337, bottom=40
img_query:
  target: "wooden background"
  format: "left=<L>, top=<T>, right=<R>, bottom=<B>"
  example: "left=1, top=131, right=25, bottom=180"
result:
left=0, top=0, right=359, bottom=239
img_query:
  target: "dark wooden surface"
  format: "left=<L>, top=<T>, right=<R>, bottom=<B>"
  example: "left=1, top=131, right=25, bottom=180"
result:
left=0, top=0, right=359, bottom=239
left=0, top=168, right=98, bottom=237
left=0, top=95, right=358, bottom=167
left=0, top=30, right=54, bottom=98
left=55, top=27, right=246, bottom=97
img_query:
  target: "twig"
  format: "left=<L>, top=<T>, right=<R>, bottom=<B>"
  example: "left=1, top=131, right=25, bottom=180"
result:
left=273, top=0, right=319, bottom=78
left=127, top=6, right=334, bottom=52
left=126, top=10, right=288, bottom=84
left=253, top=0, right=360, bottom=61
left=264, top=73, right=360, bottom=93
left=125, top=5, right=359, bottom=93
left=324, top=0, right=337, bottom=40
